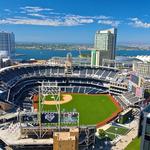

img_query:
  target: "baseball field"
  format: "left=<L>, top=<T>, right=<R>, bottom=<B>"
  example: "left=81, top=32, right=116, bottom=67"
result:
left=38, top=94, right=122, bottom=126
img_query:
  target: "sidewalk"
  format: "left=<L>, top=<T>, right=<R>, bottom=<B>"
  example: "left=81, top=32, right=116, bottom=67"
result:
left=111, top=119, right=139, bottom=150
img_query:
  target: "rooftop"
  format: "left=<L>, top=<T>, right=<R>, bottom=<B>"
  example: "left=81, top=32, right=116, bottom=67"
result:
left=0, top=125, right=53, bottom=145
left=54, top=132, right=75, bottom=141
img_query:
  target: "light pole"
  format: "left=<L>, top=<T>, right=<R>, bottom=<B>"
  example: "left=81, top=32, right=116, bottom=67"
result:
left=115, top=127, right=118, bottom=138
left=129, top=117, right=131, bottom=128
left=105, top=134, right=108, bottom=147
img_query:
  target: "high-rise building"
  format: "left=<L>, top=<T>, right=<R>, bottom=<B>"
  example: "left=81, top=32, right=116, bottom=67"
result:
left=0, top=31, right=15, bottom=58
left=133, top=62, right=150, bottom=78
left=91, top=50, right=96, bottom=66
left=138, top=104, right=150, bottom=150
left=91, top=28, right=117, bottom=66
left=53, top=128, right=79, bottom=150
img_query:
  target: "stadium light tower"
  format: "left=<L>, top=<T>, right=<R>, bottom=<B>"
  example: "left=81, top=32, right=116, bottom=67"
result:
left=38, top=82, right=61, bottom=137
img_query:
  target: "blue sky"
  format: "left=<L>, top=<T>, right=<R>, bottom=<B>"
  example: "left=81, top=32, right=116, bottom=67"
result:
left=0, top=0, right=150, bottom=44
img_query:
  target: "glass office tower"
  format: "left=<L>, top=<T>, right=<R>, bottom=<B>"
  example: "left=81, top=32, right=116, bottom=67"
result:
left=91, top=28, right=117, bottom=66
left=0, top=31, right=15, bottom=58
left=139, top=104, right=150, bottom=150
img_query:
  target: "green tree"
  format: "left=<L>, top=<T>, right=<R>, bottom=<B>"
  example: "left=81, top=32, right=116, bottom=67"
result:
left=98, top=129, right=106, bottom=138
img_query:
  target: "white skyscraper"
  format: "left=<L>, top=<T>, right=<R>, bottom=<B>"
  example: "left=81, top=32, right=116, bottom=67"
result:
left=91, top=28, right=117, bottom=66
left=0, top=31, right=15, bottom=58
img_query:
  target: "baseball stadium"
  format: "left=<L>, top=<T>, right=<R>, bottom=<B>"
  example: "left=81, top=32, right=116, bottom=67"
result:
left=0, top=63, right=122, bottom=124
left=0, top=58, right=143, bottom=149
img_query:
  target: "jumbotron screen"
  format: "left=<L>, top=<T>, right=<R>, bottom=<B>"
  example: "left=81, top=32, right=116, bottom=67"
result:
left=41, top=112, right=79, bottom=124
left=61, top=112, right=79, bottom=124
left=131, top=74, right=139, bottom=85
left=41, top=112, right=58, bottom=123
left=21, top=113, right=38, bottom=123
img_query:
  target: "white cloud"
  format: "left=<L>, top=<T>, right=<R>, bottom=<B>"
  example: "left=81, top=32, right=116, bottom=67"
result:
left=130, top=17, right=139, bottom=21
left=93, top=15, right=110, bottom=20
left=78, top=19, right=94, bottom=24
left=98, top=20, right=120, bottom=27
left=63, top=15, right=94, bottom=24
left=4, top=9, right=11, bottom=12
left=0, top=18, right=61, bottom=26
left=0, top=17, right=93, bottom=26
left=65, top=15, right=110, bottom=20
left=0, top=6, right=119, bottom=27
left=48, top=12, right=65, bottom=15
left=20, top=6, right=53, bottom=13
left=129, top=18, right=150, bottom=28
left=27, top=13, right=46, bottom=18
left=0, top=15, right=118, bottom=27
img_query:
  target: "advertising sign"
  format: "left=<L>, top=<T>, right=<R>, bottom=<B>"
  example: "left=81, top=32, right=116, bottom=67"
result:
left=41, top=112, right=58, bottom=123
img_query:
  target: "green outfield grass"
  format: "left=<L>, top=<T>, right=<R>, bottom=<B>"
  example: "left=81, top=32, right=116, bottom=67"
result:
left=42, top=94, right=119, bottom=125
left=125, top=137, right=140, bottom=150
left=106, top=126, right=129, bottom=135
left=98, top=133, right=116, bottom=141
left=106, top=133, right=116, bottom=141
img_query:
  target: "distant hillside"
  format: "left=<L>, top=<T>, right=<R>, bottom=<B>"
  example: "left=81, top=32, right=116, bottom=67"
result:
left=15, top=42, right=150, bottom=50
left=117, top=45, right=141, bottom=50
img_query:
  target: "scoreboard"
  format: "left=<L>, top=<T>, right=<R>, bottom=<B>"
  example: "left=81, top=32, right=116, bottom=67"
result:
left=131, top=74, right=139, bottom=85
left=41, top=112, right=58, bottom=123
left=41, top=112, right=79, bottom=124
left=21, top=112, right=79, bottom=125
left=21, top=113, right=38, bottom=123
left=61, top=112, right=79, bottom=124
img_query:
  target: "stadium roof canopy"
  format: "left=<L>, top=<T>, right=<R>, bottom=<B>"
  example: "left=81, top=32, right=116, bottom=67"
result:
left=115, top=56, right=142, bottom=63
